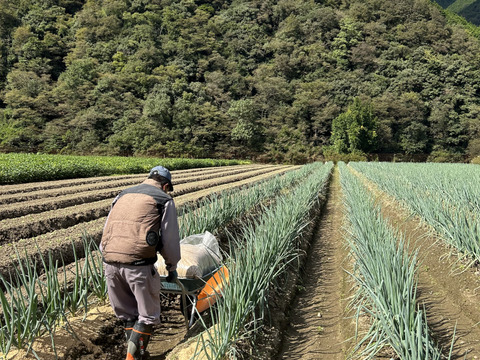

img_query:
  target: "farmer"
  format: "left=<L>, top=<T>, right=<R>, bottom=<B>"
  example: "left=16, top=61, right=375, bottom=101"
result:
left=100, top=165, right=181, bottom=360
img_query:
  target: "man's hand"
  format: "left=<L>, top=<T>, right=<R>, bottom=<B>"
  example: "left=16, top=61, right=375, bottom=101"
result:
left=166, top=270, right=178, bottom=283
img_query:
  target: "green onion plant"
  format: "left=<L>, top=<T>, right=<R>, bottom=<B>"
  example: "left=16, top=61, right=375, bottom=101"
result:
left=349, top=162, right=480, bottom=265
left=339, top=162, right=450, bottom=359
left=0, top=163, right=314, bottom=357
left=194, top=162, right=333, bottom=359
left=178, top=162, right=324, bottom=238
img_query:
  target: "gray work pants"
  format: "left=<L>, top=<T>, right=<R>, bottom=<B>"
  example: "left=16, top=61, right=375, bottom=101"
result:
left=104, top=262, right=161, bottom=325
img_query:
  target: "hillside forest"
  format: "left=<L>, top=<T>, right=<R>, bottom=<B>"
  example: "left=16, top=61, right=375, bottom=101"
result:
left=1, top=0, right=480, bottom=163
left=435, top=0, right=480, bottom=25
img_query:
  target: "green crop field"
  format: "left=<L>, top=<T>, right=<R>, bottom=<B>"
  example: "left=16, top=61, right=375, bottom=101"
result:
left=0, top=153, right=249, bottom=184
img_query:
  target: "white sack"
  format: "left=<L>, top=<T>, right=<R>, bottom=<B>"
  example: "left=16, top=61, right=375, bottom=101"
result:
left=156, top=231, right=222, bottom=279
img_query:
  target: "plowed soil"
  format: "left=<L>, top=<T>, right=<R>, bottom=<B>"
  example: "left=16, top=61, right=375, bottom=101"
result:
left=0, top=165, right=287, bottom=243
left=277, top=166, right=355, bottom=359
left=275, top=165, right=480, bottom=360
left=0, top=165, right=297, bottom=287
left=5, top=163, right=479, bottom=360
left=0, top=166, right=264, bottom=218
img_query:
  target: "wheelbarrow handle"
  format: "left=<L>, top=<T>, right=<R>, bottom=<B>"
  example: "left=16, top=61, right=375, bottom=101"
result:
left=174, top=278, right=195, bottom=328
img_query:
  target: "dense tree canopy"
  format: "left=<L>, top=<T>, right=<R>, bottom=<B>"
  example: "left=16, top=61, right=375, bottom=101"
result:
left=1, top=0, right=480, bottom=163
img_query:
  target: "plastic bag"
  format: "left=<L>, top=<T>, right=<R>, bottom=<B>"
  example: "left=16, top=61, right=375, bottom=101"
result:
left=156, top=231, right=222, bottom=279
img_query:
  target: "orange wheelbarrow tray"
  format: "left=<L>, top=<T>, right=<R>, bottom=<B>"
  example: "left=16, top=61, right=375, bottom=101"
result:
left=159, top=265, right=229, bottom=328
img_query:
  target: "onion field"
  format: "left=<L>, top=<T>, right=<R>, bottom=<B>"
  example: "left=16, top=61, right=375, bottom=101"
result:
left=0, top=161, right=479, bottom=360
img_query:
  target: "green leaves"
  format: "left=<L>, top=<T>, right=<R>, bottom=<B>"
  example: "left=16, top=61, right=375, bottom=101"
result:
left=339, top=162, right=446, bottom=359
left=194, top=162, right=333, bottom=359
left=331, top=16, right=363, bottom=69
left=331, top=97, right=378, bottom=154
left=351, top=162, right=480, bottom=264
left=1, top=0, right=480, bottom=159
left=0, top=234, right=106, bottom=357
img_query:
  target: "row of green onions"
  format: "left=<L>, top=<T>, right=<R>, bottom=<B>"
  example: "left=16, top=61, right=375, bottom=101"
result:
left=0, top=236, right=105, bottom=359
left=179, top=162, right=325, bottom=238
left=193, top=162, right=334, bottom=359
left=339, top=162, right=451, bottom=359
left=349, top=162, right=480, bottom=264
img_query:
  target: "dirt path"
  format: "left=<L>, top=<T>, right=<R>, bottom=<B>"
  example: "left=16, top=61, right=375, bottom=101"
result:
left=0, top=165, right=291, bottom=243
left=0, top=164, right=259, bottom=196
left=148, top=307, right=188, bottom=360
left=277, top=166, right=354, bottom=359
left=351, top=166, right=480, bottom=358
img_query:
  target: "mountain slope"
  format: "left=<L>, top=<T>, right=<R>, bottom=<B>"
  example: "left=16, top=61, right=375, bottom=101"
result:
left=1, top=0, right=480, bottom=162
left=435, top=0, right=480, bottom=24
left=454, top=1, right=480, bottom=24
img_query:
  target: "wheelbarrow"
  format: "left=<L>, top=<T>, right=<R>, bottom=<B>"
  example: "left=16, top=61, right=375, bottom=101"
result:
left=159, top=265, right=229, bottom=328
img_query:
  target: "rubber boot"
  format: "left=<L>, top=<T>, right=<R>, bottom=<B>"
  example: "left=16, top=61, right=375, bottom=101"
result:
left=123, top=319, right=136, bottom=343
left=125, top=322, right=153, bottom=360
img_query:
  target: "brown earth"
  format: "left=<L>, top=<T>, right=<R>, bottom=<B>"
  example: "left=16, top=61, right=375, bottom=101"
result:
left=0, top=165, right=268, bottom=223
left=164, top=166, right=334, bottom=360
left=349, top=165, right=480, bottom=359
left=0, top=165, right=289, bottom=243
left=0, top=164, right=268, bottom=209
left=0, top=165, right=259, bottom=196
left=7, top=162, right=479, bottom=360
left=276, top=166, right=355, bottom=359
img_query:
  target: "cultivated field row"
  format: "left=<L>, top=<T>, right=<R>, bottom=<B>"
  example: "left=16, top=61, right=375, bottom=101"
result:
left=0, top=163, right=317, bottom=359
left=0, top=165, right=288, bottom=243
left=177, top=162, right=334, bottom=359
left=0, top=164, right=259, bottom=196
left=0, top=164, right=277, bottom=218
left=4, top=161, right=479, bottom=359
left=341, top=163, right=480, bottom=358
left=277, top=162, right=480, bottom=360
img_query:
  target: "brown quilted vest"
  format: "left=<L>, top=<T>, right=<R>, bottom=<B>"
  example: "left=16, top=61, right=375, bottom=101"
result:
left=101, top=179, right=172, bottom=265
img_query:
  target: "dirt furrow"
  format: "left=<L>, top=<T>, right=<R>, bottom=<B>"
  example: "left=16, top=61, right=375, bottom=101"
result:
left=0, top=177, right=146, bottom=206
left=0, top=165, right=263, bottom=203
left=277, top=166, right=354, bottom=359
left=0, top=166, right=289, bottom=244
left=173, top=165, right=298, bottom=206
left=0, top=165, right=301, bottom=359
left=350, top=166, right=480, bottom=358
left=0, top=165, right=274, bottom=218
left=5, top=303, right=187, bottom=360
left=0, top=174, right=140, bottom=196
left=0, top=164, right=259, bottom=196
left=0, top=186, right=127, bottom=220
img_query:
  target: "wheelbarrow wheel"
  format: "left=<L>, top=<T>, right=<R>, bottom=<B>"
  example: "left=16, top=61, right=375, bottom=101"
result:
left=179, top=294, right=198, bottom=326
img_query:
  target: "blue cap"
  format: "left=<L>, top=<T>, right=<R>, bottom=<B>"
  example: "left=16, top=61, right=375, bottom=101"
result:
left=149, top=166, right=173, bottom=191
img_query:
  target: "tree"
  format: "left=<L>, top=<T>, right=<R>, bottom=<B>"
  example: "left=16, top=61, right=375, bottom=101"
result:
left=2, top=0, right=480, bottom=160
left=228, top=99, right=261, bottom=149
left=331, top=16, right=363, bottom=69
left=264, top=125, right=317, bottom=164
left=400, top=122, right=429, bottom=154
left=373, top=92, right=429, bottom=153
left=331, top=97, right=378, bottom=153
left=428, top=100, right=469, bottom=153
left=142, top=84, right=173, bottom=127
